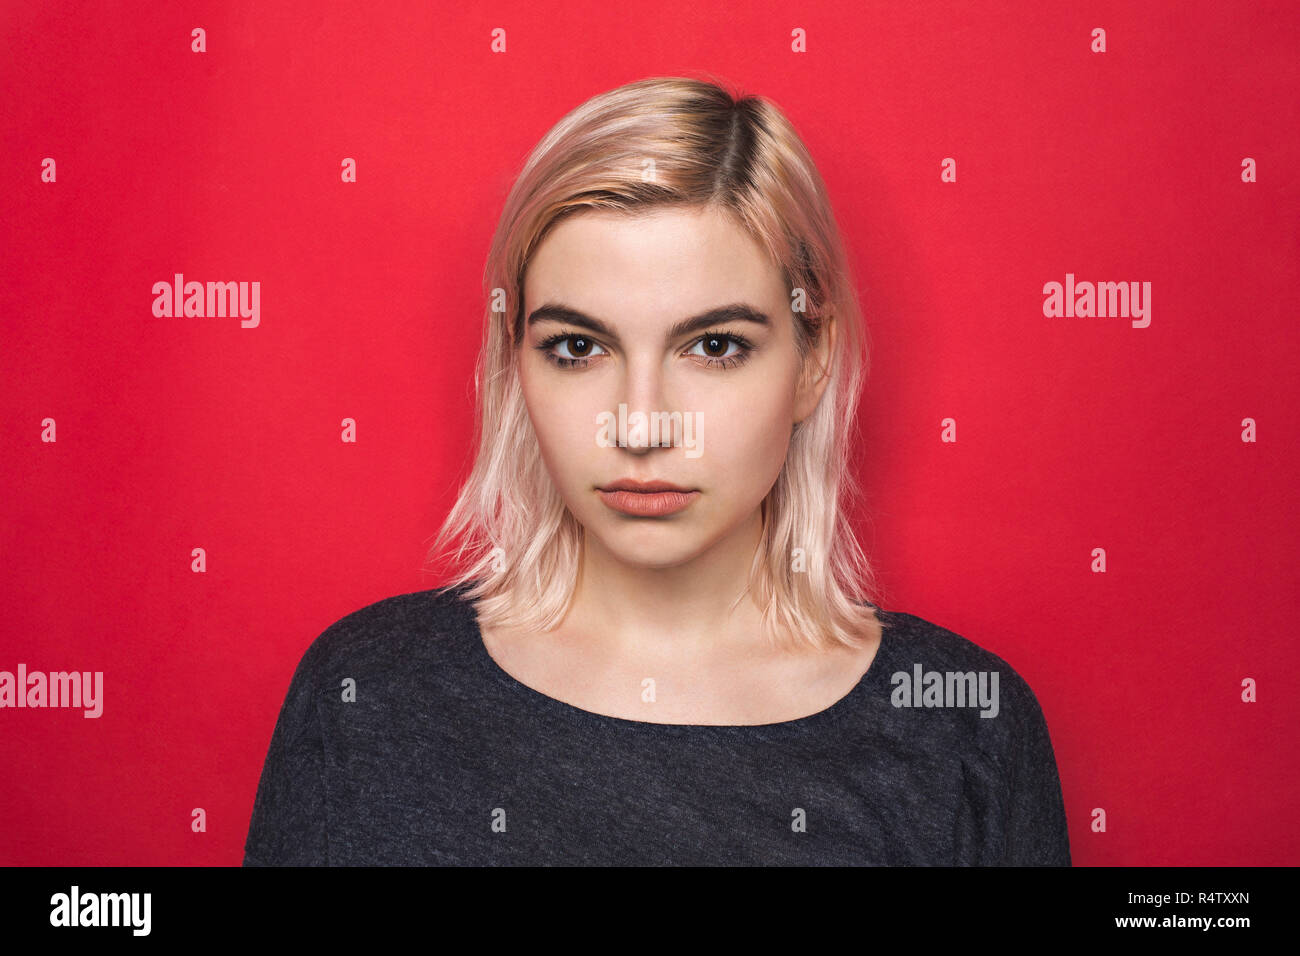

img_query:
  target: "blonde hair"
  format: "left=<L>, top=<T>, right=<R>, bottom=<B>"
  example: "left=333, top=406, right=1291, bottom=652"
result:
left=425, top=73, right=886, bottom=651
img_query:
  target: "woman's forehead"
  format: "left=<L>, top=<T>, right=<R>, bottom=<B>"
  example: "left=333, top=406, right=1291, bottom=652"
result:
left=524, top=206, right=786, bottom=319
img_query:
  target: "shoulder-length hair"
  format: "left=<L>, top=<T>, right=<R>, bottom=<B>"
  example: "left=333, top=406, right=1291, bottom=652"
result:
left=426, top=74, right=886, bottom=651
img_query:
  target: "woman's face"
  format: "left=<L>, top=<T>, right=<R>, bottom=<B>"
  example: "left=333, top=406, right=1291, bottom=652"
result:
left=518, top=204, right=832, bottom=571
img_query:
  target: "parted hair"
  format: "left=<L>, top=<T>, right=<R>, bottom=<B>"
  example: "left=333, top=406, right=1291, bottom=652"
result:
left=425, top=73, right=885, bottom=650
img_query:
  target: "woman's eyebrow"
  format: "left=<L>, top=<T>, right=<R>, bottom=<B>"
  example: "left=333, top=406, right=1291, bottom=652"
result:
left=526, top=303, right=771, bottom=342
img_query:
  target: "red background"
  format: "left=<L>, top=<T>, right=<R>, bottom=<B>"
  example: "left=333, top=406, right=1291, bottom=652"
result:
left=2, top=0, right=1297, bottom=866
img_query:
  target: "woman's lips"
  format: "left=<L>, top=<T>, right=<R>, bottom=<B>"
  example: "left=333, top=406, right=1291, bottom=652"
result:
left=596, top=488, right=700, bottom=517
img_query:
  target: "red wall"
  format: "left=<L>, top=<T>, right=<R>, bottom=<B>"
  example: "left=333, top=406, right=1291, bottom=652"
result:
left=2, top=0, right=1297, bottom=865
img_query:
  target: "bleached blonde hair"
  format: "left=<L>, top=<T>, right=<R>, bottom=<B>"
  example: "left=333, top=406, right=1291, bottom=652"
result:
left=425, top=74, right=886, bottom=651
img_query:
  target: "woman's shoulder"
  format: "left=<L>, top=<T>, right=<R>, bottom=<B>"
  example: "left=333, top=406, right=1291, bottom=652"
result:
left=870, top=605, right=1051, bottom=724
left=285, top=583, right=480, bottom=689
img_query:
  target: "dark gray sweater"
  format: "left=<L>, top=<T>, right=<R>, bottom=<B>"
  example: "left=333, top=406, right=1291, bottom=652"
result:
left=243, top=584, right=1070, bottom=866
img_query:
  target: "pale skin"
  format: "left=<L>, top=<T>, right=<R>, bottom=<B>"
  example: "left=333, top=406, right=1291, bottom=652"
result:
left=479, top=204, right=882, bottom=725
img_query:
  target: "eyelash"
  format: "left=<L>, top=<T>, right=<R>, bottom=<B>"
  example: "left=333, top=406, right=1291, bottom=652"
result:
left=535, top=328, right=757, bottom=370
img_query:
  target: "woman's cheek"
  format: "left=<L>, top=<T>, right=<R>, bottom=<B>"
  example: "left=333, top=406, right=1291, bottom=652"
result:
left=528, top=385, right=582, bottom=451
left=725, top=392, right=792, bottom=464
left=703, top=422, right=774, bottom=503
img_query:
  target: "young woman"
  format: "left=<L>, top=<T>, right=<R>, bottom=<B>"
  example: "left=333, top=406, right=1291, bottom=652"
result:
left=244, top=75, right=1070, bottom=866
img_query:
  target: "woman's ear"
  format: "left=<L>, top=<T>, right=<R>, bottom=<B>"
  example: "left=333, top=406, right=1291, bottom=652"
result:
left=792, top=311, right=836, bottom=425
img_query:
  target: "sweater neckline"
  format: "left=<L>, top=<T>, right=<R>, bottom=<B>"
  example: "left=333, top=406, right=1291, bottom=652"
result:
left=462, top=596, right=896, bottom=735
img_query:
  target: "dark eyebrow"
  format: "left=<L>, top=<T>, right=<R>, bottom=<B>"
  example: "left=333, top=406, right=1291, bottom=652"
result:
left=525, top=302, right=770, bottom=342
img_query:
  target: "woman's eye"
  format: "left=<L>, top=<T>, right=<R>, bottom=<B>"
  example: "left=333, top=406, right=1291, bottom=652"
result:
left=556, top=332, right=600, bottom=358
left=686, top=333, right=753, bottom=368
left=688, top=335, right=743, bottom=361
left=540, top=335, right=608, bottom=367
